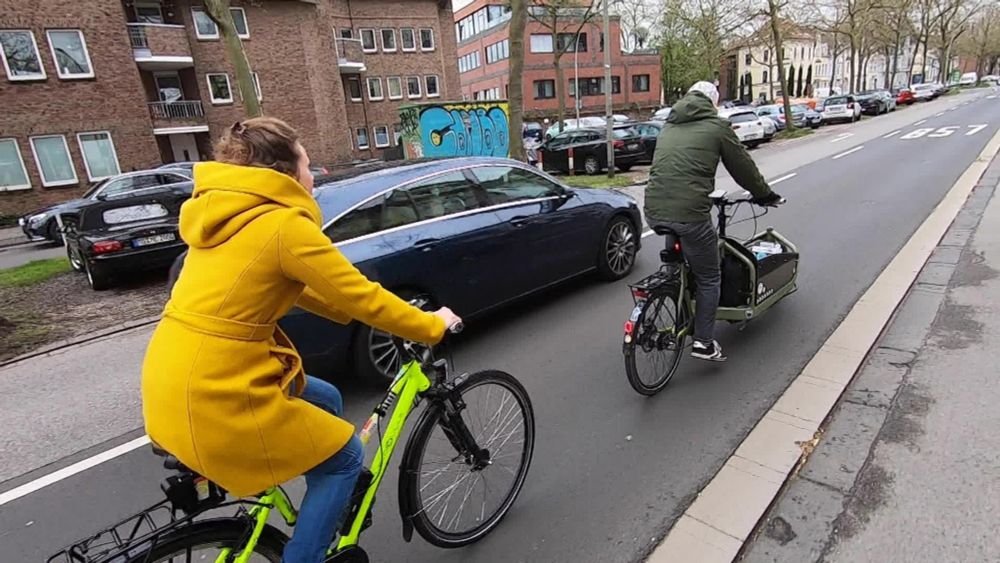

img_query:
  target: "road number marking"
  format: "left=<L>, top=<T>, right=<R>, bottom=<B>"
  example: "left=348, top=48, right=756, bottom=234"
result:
left=928, top=126, right=959, bottom=138
left=902, top=125, right=989, bottom=140
left=967, top=124, right=988, bottom=136
left=902, top=128, right=935, bottom=139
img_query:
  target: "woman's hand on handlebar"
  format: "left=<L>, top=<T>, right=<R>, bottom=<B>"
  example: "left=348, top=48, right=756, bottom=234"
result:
left=753, top=192, right=785, bottom=207
left=433, top=307, right=464, bottom=334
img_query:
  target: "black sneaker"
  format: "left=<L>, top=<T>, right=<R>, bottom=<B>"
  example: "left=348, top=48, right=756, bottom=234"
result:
left=691, top=340, right=727, bottom=362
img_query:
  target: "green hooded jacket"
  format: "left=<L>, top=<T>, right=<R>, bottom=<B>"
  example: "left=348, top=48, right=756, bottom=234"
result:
left=645, top=92, right=773, bottom=223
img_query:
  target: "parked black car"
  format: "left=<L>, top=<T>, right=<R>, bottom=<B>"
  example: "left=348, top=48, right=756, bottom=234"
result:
left=168, top=157, right=642, bottom=382
left=629, top=121, right=663, bottom=163
left=523, top=122, right=544, bottom=142
left=19, top=169, right=193, bottom=243
left=63, top=187, right=188, bottom=290
left=855, top=91, right=889, bottom=115
left=539, top=127, right=646, bottom=174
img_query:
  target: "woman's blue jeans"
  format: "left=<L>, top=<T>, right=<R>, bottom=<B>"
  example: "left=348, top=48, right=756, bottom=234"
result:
left=283, top=376, right=364, bottom=563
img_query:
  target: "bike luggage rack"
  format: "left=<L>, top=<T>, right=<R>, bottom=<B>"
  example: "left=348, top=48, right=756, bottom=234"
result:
left=628, top=267, right=681, bottom=304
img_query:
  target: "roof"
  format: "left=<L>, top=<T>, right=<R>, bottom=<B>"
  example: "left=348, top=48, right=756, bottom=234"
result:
left=313, top=157, right=523, bottom=220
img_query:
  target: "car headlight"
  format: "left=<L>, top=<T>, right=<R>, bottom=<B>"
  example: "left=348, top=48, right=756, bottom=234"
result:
left=28, top=213, right=50, bottom=226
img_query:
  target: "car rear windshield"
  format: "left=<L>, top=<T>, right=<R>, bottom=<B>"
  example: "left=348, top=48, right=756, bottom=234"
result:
left=102, top=204, right=169, bottom=226
left=729, top=113, right=758, bottom=123
left=612, top=128, right=634, bottom=139
left=825, top=97, right=848, bottom=105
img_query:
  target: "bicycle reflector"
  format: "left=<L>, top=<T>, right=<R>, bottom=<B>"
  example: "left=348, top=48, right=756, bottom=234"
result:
left=624, top=320, right=635, bottom=335
left=631, top=289, right=648, bottom=300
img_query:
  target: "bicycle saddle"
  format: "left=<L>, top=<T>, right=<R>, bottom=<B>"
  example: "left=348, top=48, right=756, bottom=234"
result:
left=151, top=443, right=195, bottom=474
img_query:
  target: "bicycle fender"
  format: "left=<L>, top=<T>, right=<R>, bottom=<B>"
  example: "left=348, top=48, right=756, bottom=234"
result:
left=396, top=402, right=442, bottom=543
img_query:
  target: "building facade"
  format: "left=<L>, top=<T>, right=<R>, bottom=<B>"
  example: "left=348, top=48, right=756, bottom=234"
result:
left=0, top=0, right=458, bottom=216
left=453, top=0, right=661, bottom=120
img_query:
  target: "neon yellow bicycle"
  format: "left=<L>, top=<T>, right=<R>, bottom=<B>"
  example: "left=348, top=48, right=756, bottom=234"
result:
left=49, top=325, right=535, bottom=563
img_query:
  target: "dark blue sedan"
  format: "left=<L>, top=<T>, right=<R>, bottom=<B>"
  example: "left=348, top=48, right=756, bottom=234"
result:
left=172, top=157, right=642, bottom=381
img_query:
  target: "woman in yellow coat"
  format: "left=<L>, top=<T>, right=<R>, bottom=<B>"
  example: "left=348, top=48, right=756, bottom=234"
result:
left=141, top=117, right=460, bottom=563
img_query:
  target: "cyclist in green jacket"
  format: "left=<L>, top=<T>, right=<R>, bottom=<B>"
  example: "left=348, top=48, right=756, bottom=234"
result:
left=645, top=81, right=781, bottom=361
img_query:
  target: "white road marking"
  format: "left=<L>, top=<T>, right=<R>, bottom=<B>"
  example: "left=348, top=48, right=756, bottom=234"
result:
left=935, top=112, right=946, bottom=117
left=914, top=119, right=928, bottom=126
left=831, top=133, right=854, bottom=143
left=770, top=173, right=797, bottom=184
left=987, top=95, right=997, bottom=100
left=832, top=145, right=865, bottom=160
left=642, top=229, right=653, bottom=238
left=0, top=435, right=151, bottom=507
left=967, top=124, right=988, bottom=136
left=883, top=130, right=902, bottom=138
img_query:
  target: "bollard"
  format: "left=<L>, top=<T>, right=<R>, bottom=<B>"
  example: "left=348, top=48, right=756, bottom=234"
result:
left=568, top=147, right=575, bottom=176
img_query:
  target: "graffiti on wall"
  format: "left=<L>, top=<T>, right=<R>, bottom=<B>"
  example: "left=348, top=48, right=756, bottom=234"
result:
left=399, top=101, right=510, bottom=160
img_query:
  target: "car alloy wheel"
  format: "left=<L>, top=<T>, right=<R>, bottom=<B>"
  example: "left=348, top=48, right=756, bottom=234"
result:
left=67, top=243, right=83, bottom=272
left=367, top=328, right=402, bottom=380
left=599, top=217, right=638, bottom=280
left=584, top=156, right=600, bottom=175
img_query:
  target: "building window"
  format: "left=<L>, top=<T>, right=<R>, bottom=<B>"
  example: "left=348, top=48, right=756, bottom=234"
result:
left=407, top=76, right=422, bottom=98
left=360, top=28, right=376, bottom=52
left=763, top=70, right=769, bottom=83
left=533, top=79, right=555, bottom=99
left=346, top=77, right=362, bottom=101
left=252, top=72, right=262, bottom=101
left=456, top=5, right=509, bottom=41
left=400, top=28, right=416, bottom=51
left=76, top=132, right=120, bottom=181
left=0, top=30, right=46, bottom=81
left=134, top=2, right=165, bottom=24
left=420, top=28, right=435, bottom=51
left=632, top=74, right=650, bottom=92
left=387, top=76, right=403, bottom=100
left=380, top=29, right=396, bottom=52
left=0, top=139, right=30, bottom=191
left=764, top=49, right=769, bottom=62
left=459, top=51, right=480, bottom=73
left=46, top=30, right=94, bottom=79
left=367, top=77, right=383, bottom=101
left=230, top=7, right=250, bottom=39
left=612, top=76, right=620, bottom=94
left=29, top=135, right=77, bottom=187
left=570, top=76, right=620, bottom=96
left=374, top=125, right=390, bottom=148
left=356, top=128, right=370, bottom=150
left=393, top=124, right=403, bottom=145
left=192, top=7, right=249, bottom=40
left=530, top=34, right=553, bottom=53
left=425, top=75, right=439, bottom=98
left=206, top=73, right=232, bottom=104
left=486, top=38, right=509, bottom=64
left=557, top=32, right=586, bottom=53
left=339, top=28, right=353, bottom=39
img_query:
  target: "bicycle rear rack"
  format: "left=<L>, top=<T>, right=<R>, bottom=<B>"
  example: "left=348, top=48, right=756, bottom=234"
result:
left=628, top=267, right=681, bottom=304
left=47, top=501, right=184, bottom=563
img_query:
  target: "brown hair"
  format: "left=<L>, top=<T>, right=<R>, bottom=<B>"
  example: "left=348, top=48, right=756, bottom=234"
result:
left=214, top=117, right=301, bottom=178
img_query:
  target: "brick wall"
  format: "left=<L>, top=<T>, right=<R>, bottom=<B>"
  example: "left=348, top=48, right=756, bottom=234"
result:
left=0, top=0, right=159, bottom=215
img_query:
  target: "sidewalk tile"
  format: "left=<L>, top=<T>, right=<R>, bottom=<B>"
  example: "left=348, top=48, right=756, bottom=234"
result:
left=771, top=376, right=844, bottom=425
left=800, top=401, right=887, bottom=492
left=735, top=412, right=816, bottom=472
left=741, top=478, right=846, bottom=563
left=648, top=515, right=741, bottom=563
left=686, top=457, right=789, bottom=541
left=799, top=346, right=866, bottom=386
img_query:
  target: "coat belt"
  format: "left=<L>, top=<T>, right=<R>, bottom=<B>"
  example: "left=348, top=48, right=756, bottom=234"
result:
left=162, top=304, right=276, bottom=342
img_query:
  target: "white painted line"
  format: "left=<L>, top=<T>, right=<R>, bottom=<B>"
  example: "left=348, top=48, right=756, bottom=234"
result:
left=832, top=145, right=865, bottom=160
left=935, top=112, right=945, bottom=117
left=987, top=95, right=997, bottom=100
left=642, top=229, right=653, bottom=238
left=769, top=173, right=797, bottom=185
left=649, top=126, right=1000, bottom=563
left=883, top=130, right=902, bottom=138
left=914, top=119, right=928, bottom=126
left=967, top=124, right=988, bottom=136
left=0, top=435, right=151, bottom=507
left=831, top=133, right=854, bottom=143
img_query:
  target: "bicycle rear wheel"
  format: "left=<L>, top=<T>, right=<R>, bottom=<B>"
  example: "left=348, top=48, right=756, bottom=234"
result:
left=399, top=370, right=535, bottom=548
left=134, top=518, right=286, bottom=562
left=624, top=289, right=688, bottom=395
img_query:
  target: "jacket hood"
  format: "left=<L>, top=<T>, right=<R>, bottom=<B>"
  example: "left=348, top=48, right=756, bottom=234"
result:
left=180, top=162, right=321, bottom=249
left=666, top=92, right=719, bottom=124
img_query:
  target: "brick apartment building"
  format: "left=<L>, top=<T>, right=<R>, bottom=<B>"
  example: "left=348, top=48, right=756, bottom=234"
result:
left=453, top=0, right=661, bottom=121
left=0, top=0, right=459, bottom=216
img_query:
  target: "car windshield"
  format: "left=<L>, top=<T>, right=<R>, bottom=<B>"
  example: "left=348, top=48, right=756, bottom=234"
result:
left=729, top=112, right=758, bottom=123
left=82, top=179, right=109, bottom=199
left=826, top=97, right=848, bottom=105
left=612, top=128, right=633, bottom=139
left=792, top=104, right=809, bottom=112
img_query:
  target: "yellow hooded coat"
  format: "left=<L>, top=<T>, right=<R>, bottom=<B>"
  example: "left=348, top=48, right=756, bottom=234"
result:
left=141, top=162, right=445, bottom=497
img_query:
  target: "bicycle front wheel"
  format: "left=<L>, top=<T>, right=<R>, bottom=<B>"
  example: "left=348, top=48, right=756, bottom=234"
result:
left=135, top=518, right=286, bottom=562
left=399, top=370, right=535, bottom=548
left=624, top=289, right=687, bottom=395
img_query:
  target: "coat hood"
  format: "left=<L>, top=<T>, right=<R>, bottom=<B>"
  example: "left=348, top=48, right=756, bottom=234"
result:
left=180, top=162, right=321, bottom=249
left=666, top=92, right=719, bottom=124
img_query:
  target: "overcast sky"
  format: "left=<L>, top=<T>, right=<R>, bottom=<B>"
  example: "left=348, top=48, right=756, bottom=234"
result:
left=453, top=0, right=474, bottom=10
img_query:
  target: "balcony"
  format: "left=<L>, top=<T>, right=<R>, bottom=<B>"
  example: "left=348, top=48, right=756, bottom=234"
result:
left=128, top=23, right=194, bottom=71
left=148, top=100, right=207, bottom=133
left=335, top=38, right=366, bottom=74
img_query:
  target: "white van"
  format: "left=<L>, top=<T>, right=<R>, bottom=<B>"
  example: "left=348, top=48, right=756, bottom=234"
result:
left=959, top=72, right=978, bottom=87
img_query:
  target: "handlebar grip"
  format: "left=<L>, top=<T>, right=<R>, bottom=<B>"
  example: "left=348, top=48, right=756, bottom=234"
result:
left=449, top=322, right=465, bottom=334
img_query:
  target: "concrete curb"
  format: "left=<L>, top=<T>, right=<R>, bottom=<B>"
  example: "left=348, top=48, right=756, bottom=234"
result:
left=647, top=127, right=1000, bottom=562
left=0, top=315, right=160, bottom=369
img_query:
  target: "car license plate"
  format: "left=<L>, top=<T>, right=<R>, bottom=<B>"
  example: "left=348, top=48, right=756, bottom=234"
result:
left=628, top=143, right=639, bottom=150
left=747, top=132, right=763, bottom=140
left=133, top=233, right=176, bottom=247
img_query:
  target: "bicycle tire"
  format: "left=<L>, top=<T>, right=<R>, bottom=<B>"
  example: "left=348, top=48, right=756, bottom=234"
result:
left=130, top=518, right=287, bottom=563
left=399, top=370, right=535, bottom=548
left=624, top=289, right=687, bottom=396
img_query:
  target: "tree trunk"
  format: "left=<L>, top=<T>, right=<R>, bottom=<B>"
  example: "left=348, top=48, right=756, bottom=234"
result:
left=796, top=65, right=804, bottom=97
left=890, top=35, right=901, bottom=89
left=805, top=65, right=813, bottom=96
left=508, top=0, right=526, bottom=161
left=920, top=32, right=930, bottom=80
left=787, top=63, right=796, bottom=97
left=831, top=36, right=839, bottom=94
left=767, top=0, right=794, bottom=129
left=849, top=40, right=857, bottom=93
left=204, top=0, right=260, bottom=117
left=554, top=49, right=567, bottom=132
left=907, top=39, right=918, bottom=85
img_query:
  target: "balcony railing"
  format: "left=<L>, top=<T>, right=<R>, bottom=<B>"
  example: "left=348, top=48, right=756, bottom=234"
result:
left=129, top=26, right=149, bottom=49
left=149, top=100, right=204, bottom=120
left=335, top=38, right=366, bottom=73
left=127, top=23, right=193, bottom=68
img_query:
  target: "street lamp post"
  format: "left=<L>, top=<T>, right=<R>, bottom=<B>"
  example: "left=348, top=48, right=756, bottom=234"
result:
left=575, top=46, right=580, bottom=123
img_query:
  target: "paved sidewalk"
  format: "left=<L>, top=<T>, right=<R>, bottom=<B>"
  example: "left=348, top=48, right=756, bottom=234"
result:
left=742, top=156, right=1000, bottom=561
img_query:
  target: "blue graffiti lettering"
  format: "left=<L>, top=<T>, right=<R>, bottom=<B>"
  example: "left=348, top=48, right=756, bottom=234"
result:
left=416, top=103, right=510, bottom=159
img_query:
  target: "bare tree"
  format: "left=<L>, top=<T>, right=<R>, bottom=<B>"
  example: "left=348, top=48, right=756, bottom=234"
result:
left=933, top=0, right=981, bottom=82
left=508, top=0, right=527, bottom=161
left=614, top=0, right=665, bottom=52
left=204, top=0, right=261, bottom=117
left=529, top=0, right=598, bottom=132
left=957, top=6, right=1000, bottom=76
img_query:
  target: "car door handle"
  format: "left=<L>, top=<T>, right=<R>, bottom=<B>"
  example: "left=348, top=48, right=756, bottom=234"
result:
left=414, top=238, right=439, bottom=251
left=509, top=216, right=531, bottom=227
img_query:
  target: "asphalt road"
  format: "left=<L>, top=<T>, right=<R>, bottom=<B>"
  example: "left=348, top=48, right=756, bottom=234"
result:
left=2, top=91, right=998, bottom=562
